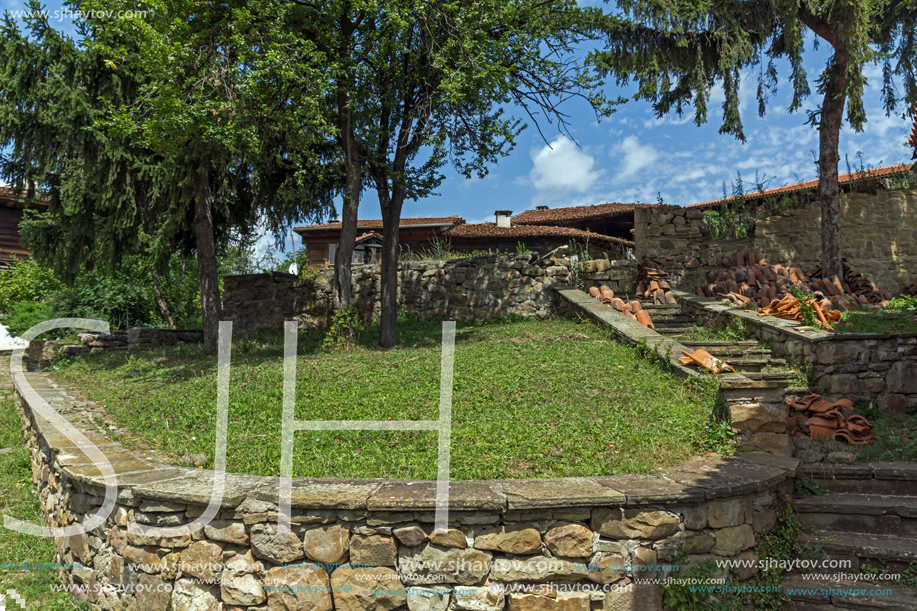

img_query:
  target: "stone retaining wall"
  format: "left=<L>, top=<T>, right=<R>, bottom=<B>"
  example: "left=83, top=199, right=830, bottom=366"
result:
left=634, top=189, right=917, bottom=294
left=677, top=291, right=917, bottom=412
left=554, top=289, right=791, bottom=456
left=61, top=329, right=204, bottom=356
left=223, top=252, right=573, bottom=333
left=571, top=259, right=636, bottom=296
left=14, top=367, right=798, bottom=611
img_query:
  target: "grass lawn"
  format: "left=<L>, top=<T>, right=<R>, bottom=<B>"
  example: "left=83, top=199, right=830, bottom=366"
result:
left=816, top=407, right=917, bottom=463
left=833, top=305, right=917, bottom=334
left=0, top=356, right=89, bottom=610
left=50, top=315, right=724, bottom=480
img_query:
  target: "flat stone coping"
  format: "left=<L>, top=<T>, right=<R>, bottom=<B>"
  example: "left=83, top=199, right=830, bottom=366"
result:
left=675, top=290, right=917, bottom=342
left=15, top=370, right=798, bottom=512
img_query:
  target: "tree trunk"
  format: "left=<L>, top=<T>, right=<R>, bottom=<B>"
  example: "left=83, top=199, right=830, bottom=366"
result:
left=378, top=183, right=405, bottom=349
left=817, top=57, right=848, bottom=282
left=332, top=94, right=362, bottom=313
left=151, top=271, right=175, bottom=329
left=194, top=166, right=222, bottom=352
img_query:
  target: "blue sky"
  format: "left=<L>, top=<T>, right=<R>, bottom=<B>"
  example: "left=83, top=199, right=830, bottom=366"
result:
left=3, top=0, right=915, bottom=254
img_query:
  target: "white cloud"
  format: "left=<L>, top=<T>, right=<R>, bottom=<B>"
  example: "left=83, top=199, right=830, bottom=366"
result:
left=529, top=135, right=601, bottom=193
left=611, top=136, right=660, bottom=182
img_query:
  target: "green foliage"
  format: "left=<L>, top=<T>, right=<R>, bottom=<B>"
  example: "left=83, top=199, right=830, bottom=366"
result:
left=322, top=305, right=369, bottom=350
left=2, top=300, right=55, bottom=337
left=516, top=241, right=529, bottom=254
left=793, top=473, right=823, bottom=498
left=695, top=414, right=736, bottom=455
left=888, top=295, right=917, bottom=312
left=861, top=560, right=917, bottom=589
left=0, top=256, right=61, bottom=314
left=568, top=238, right=593, bottom=291
left=681, top=317, right=750, bottom=342
left=788, top=286, right=820, bottom=327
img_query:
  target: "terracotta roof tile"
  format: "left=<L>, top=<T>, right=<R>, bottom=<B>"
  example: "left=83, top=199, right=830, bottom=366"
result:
left=295, top=216, right=464, bottom=232
left=512, top=202, right=636, bottom=225
left=445, top=222, right=634, bottom=247
left=687, top=164, right=912, bottom=209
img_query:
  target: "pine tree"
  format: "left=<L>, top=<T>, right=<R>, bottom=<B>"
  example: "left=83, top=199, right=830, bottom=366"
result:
left=0, top=0, right=336, bottom=350
left=592, top=0, right=917, bottom=280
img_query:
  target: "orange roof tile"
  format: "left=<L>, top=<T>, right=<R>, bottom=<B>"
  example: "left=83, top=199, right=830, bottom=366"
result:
left=512, top=202, right=635, bottom=225
left=295, top=216, right=464, bottom=232
left=445, top=222, right=634, bottom=247
left=687, top=164, right=912, bottom=209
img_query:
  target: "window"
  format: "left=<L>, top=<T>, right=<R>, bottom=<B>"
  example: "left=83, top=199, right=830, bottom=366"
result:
left=328, top=243, right=336, bottom=264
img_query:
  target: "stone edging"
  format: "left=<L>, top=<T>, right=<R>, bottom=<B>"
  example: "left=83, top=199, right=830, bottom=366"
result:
left=554, top=288, right=791, bottom=455
left=14, top=361, right=800, bottom=611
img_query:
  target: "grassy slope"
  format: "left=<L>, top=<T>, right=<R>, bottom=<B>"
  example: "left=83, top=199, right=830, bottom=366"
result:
left=53, top=316, right=720, bottom=480
left=0, top=356, right=87, bottom=610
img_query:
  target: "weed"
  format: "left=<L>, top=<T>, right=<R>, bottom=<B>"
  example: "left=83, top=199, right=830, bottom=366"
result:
left=793, top=473, right=823, bottom=498
left=322, top=305, right=368, bottom=350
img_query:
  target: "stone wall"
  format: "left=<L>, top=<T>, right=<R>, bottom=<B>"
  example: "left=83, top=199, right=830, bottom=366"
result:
left=223, top=252, right=573, bottom=334
left=678, top=291, right=917, bottom=413
left=61, top=329, right=204, bottom=355
left=15, top=368, right=797, bottom=611
left=635, top=189, right=917, bottom=294
left=554, top=288, right=792, bottom=456
left=573, top=259, right=636, bottom=296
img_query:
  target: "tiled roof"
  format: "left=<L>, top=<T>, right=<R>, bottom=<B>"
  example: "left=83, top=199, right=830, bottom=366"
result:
left=355, top=232, right=382, bottom=243
left=445, top=222, right=634, bottom=247
left=512, top=202, right=635, bottom=225
left=0, top=187, right=47, bottom=209
left=295, top=216, right=464, bottom=232
left=687, top=164, right=912, bottom=209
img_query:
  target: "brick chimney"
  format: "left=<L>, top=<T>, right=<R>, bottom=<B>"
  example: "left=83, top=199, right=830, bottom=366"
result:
left=495, top=210, right=513, bottom=228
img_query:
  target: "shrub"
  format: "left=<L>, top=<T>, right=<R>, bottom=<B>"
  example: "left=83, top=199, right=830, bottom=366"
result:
left=0, top=256, right=61, bottom=314
left=2, top=300, right=55, bottom=336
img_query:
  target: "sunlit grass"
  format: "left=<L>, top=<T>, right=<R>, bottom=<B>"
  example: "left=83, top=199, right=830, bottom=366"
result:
left=52, top=315, right=720, bottom=479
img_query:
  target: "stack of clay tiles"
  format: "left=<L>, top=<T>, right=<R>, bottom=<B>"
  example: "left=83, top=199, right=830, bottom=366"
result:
left=588, top=285, right=655, bottom=328
left=635, top=257, right=677, bottom=304
left=696, top=249, right=892, bottom=310
left=786, top=393, right=875, bottom=444
left=758, top=293, right=842, bottom=330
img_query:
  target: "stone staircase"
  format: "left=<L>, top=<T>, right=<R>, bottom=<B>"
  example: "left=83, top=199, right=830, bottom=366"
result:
left=784, top=462, right=917, bottom=609
left=641, top=302, right=796, bottom=383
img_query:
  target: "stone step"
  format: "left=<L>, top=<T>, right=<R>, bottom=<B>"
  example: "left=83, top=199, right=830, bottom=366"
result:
left=681, top=340, right=762, bottom=348
left=783, top=575, right=917, bottom=610
left=795, top=493, right=917, bottom=537
left=636, top=302, right=680, bottom=311
left=653, top=326, right=695, bottom=336
left=799, top=463, right=917, bottom=496
left=736, top=371, right=796, bottom=382
left=643, top=313, right=695, bottom=323
left=800, top=530, right=917, bottom=570
left=691, top=347, right=773, bottom=358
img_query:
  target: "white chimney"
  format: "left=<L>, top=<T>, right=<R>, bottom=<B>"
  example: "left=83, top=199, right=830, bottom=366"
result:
left=495, top=210, right=513, bottom=228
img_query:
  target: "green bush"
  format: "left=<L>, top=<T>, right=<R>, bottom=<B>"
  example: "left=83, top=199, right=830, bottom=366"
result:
left=0, top=256, right=61, bottom=313
left=2, top=300, right=55, bottom=336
